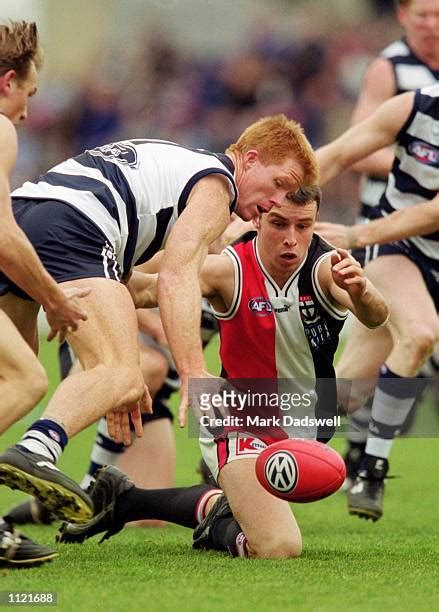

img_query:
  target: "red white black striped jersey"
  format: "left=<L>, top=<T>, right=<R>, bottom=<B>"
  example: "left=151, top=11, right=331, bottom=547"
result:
left=12, top=140, right=237, bottom=274
left=212, top=232, right=347, bottom=440
left=360, top=39, right=439, bottom=219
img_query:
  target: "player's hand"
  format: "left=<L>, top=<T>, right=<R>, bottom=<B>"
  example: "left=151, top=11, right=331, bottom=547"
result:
left=315, top=222, right=351, bottom=249
left=106, top=385, right=152, bottom=445
left=331, top=248, right=367, bottom=299
left=45, top=286, right=91, bottom=343
left=178, top=371, right=216, bottom=428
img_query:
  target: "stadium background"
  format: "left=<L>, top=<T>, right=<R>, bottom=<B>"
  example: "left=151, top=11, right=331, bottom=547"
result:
left=0, top=1, right=437, bottom=610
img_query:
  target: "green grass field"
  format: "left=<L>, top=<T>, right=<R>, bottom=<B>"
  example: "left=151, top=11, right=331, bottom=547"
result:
left=0, top=340, right=438, bottom=611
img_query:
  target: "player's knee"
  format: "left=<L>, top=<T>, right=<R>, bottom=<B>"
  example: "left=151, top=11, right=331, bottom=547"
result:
left=21, top=362, right=48, bottom=409
left=402, top=327, right=438, bottom=370
left=117, top=366, right=146, bottom=405
left=249, top=533, right=302, bottom=560
left=140, top=349, right=168, bottom=395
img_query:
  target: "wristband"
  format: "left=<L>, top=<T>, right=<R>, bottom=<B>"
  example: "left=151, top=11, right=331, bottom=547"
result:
left=368, top=312, right=390, bottom=329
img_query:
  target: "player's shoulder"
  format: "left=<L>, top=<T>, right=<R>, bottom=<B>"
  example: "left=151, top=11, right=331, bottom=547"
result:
left=0, top=114, right=17, bottom=141
left=0, top=115, right=18, bottom=166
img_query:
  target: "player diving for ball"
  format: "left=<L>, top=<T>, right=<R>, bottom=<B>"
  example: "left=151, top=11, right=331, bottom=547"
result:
left=58, top=185, right=388, bottom=559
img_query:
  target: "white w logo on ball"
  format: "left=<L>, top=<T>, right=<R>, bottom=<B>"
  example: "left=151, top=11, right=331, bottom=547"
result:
left=265, top=452, right=298, bottom=493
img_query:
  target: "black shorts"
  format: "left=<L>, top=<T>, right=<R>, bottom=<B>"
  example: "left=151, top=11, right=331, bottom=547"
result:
left=0, top=198, right=122, bottom=300
left=352, top=240, right=439, bottom=311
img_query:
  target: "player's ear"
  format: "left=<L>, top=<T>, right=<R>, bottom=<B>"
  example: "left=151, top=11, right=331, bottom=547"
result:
left=243, top=149, right=259, bottom=168
left=0, top=70, right=17, bottom=95
left=253, top=215, right=262, bottom=230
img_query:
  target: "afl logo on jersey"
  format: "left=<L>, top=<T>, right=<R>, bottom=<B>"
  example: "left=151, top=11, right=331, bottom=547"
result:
left=88, top=142, right=139, bottom=168
left=248, top=297, right=272, bottom=316
left=408, top=141, right=439, bottom=167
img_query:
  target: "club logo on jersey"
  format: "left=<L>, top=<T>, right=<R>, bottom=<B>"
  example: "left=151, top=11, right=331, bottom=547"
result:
left=88, top=142, right=139, bottom=168
left=248, top=297, right=272, bottom=316
left=299, top=295, right=319, bottom=324
left=264, top=451, right=298, bottom=493
left=408, top=141, right=439, bottom=167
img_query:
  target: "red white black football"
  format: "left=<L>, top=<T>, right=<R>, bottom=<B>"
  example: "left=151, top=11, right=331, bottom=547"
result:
left=255, top=438, right=346, bottom=503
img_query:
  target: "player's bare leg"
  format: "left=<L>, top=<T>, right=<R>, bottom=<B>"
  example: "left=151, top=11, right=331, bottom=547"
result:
left=0, top=278, right=146, bottom=522
left=0, top=307, right=47, bottom=433
left=41, top=278, right=145, bottom=434
left=336, top=316, right=393, bottom=486
left=118, top=418, right=176, bottom=527
left=348, top=256, right=438, bottom=520
left=218, top=458, right=302, bottom=559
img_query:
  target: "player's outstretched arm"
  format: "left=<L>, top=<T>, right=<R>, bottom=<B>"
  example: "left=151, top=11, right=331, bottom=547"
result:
left=0, top=117, right=89, bottom=341
left=316, top=193, right=439, bottom=249
left=349, top=57, right=396, bottom=178
left=157, top=174, right=232, bottom=426
left=316, top=91, right=415, bottom=185
left=318, top=249, right=389, bottom=329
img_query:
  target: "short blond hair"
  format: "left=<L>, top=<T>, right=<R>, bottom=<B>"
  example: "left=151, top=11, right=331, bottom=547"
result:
left=0, top=21, right=43, bottom=81
left=226, top=114, right=319, bottom=185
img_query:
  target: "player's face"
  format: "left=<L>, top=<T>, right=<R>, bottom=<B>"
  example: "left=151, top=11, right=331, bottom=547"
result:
left=399, top=0, right=439, bottom=51
left=255, top=201, right=317, bottom=285
left=235, top=152, right=304, bottom=221
left=4, top=63, right=38, bottom=125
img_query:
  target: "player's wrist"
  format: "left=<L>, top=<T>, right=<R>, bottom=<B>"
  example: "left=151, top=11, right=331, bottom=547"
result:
left=346, top=226, right=359, bottom=250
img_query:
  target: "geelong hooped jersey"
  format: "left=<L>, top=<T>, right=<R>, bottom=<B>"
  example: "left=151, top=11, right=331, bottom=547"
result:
left=360, top=39, right=439, bottom=218
left=11, top=140, right=237, bottom=274
left=213, top=233, right=348, bottom=439
left=379, top=83, right=439, bottom=260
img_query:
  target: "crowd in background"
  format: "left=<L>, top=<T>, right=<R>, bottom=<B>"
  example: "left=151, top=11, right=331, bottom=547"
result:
left=14, top=2, right=400, bottom=221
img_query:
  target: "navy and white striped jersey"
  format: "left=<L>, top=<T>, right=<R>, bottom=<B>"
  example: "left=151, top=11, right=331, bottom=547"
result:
left=12, top=140, right=238, bottom=275
left=379, top=83, right=439, bottom=259
left=360, top=39, right=439, bottom=219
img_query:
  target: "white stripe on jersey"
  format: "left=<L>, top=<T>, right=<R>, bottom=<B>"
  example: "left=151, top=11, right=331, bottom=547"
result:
left=380, top=41, right=410, bottom=58
left=14, top=179, right=124, bottom=258
left=395, top=145, right=438, bottom=192
left=211, top=247, right=243, bottom=320
left=394, top=64, right=437, bottom=91
left=406, top=110, right=439, bottom=146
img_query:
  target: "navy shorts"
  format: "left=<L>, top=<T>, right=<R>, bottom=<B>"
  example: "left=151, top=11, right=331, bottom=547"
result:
left=0, top=198, right=122, bottom=300
left=352, top=240, right=439, bottom=311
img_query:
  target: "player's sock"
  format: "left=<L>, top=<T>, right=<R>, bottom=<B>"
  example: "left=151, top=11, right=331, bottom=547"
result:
left=210, top=517, right=248, bottom=558
left=114, top=484, right=221, bottom=529
left=17, top=418, right=68, bottom=463
left=80, top=418, right=125, bottom=489
left=347, top=404, right=371, bottom=444
left=365, top=364, right=426, bottom=459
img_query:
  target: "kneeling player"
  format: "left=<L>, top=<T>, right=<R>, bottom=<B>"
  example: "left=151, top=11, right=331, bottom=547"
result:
left=58, top=186, right=389, bottom=558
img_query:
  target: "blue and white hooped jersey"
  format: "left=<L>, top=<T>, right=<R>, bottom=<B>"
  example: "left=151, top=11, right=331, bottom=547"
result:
left=11, top=140, right=238, bottom=275
left=379, top=83, right=439, bottom=259
left=360, top=39, right=439, bottom=218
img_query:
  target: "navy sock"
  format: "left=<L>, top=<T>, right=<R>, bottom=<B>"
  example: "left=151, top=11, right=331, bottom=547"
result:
left=114, top=484, right=217, bottom=529
left=18, top=418, right=68, bottom=463
left=211, top=517, right=248, bottom=558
